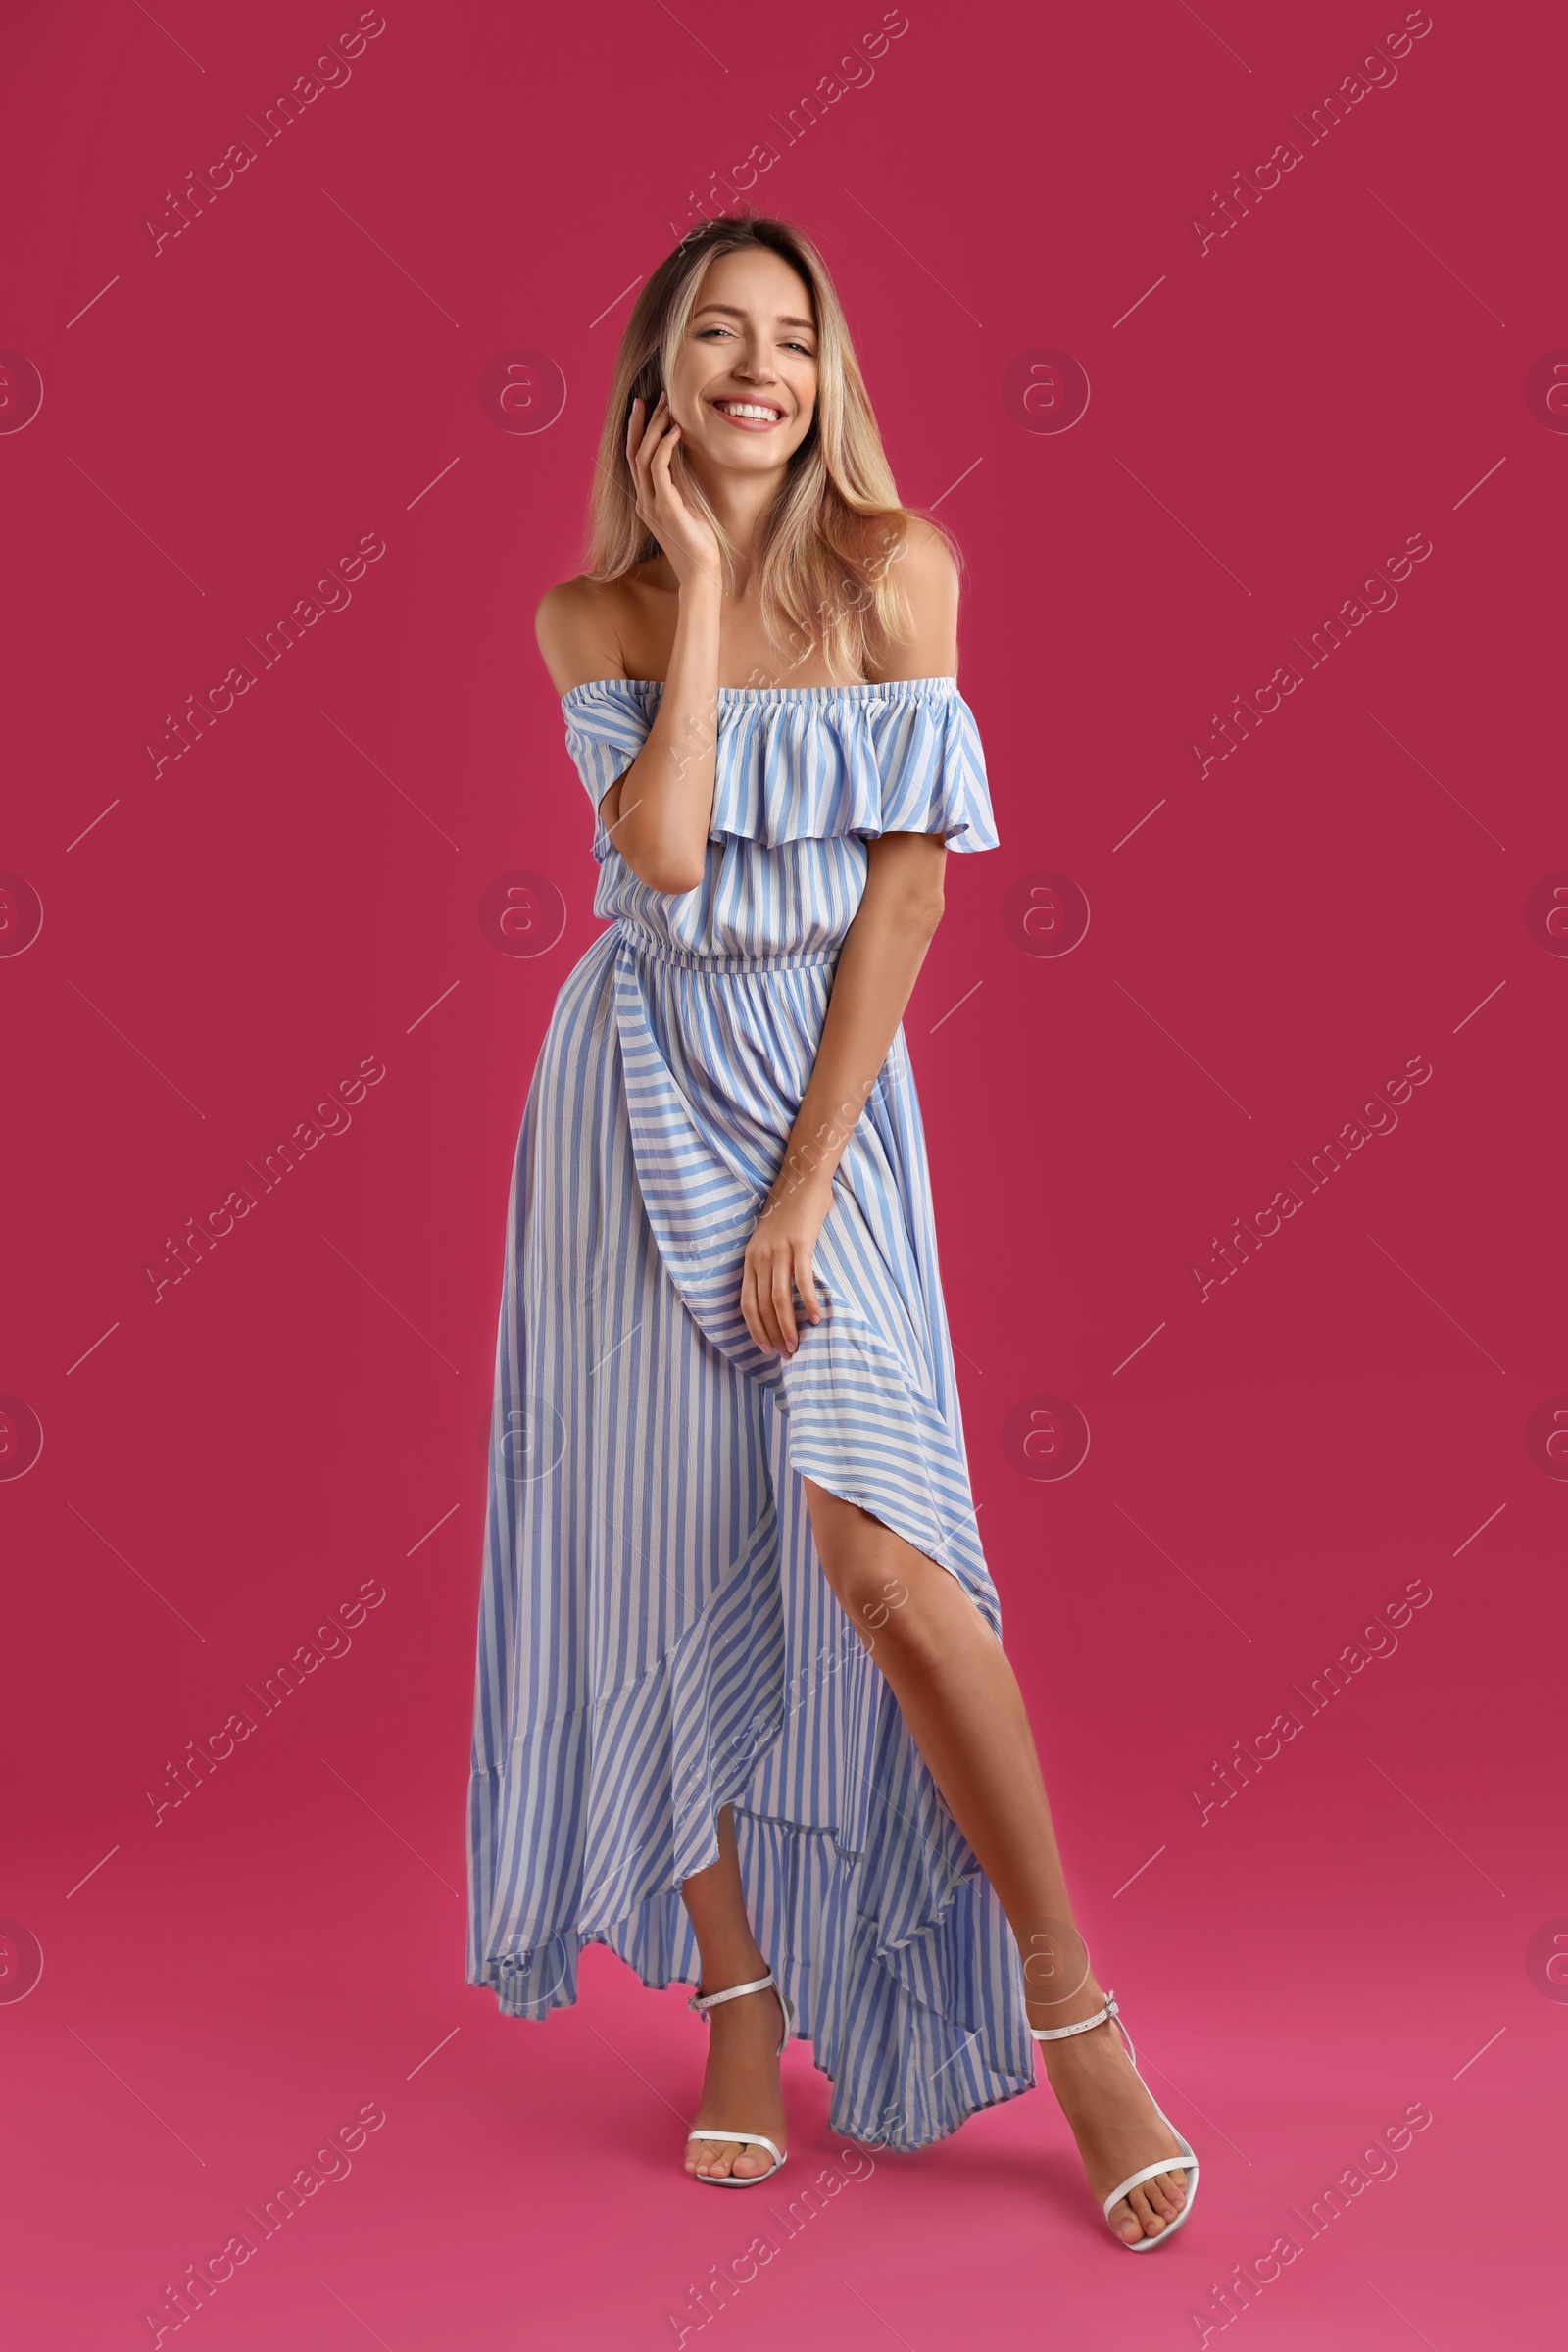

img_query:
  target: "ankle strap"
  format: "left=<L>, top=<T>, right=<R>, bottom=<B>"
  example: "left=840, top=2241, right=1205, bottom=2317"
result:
left=1030, top=1989, right=1120, bottom=2042
left=688, top=1969, right=776, bottom=2016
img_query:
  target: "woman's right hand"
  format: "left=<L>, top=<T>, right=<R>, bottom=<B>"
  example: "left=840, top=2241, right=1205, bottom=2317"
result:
left=626, top=393, right=723, bottom=592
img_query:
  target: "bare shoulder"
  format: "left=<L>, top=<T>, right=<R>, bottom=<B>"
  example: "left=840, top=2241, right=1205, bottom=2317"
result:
left=534, top=575, right=629, bottom=696
left=868, top=514, right=960, bottom=682
left=898, top=513, right=960, bottom=598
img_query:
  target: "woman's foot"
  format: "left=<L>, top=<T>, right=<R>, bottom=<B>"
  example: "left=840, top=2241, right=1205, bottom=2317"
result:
left=684, top=1977, right=789, bottom=2182
left=1032, top=1983, right=1190, bottom=2243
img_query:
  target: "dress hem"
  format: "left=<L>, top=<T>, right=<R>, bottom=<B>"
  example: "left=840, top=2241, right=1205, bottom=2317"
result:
left=467, top=1782, right=1036, bottom=2152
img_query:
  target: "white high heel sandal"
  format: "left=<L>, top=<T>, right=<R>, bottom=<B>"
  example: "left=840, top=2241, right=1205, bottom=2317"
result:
left=1031, top=1990, right=1200, bottom=2250
left=685, top=1968, right=796, bottom=2188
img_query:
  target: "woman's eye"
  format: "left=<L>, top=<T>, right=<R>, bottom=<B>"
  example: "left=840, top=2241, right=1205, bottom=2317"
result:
left=697, top=326, right=812, bottom=355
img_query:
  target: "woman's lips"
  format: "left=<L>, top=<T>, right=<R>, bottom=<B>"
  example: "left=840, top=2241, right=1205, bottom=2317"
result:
left=708, top=399, right=786, bottom=432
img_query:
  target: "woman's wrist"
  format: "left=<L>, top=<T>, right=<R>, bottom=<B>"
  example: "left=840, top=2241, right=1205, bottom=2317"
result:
left=764, top=1139, right=838, bottom=1215
left=676, top=564, right=724, bottom=604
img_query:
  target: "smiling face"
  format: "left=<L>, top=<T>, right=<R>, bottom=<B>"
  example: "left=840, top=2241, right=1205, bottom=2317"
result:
left=666, top=245, right=819, bottom=475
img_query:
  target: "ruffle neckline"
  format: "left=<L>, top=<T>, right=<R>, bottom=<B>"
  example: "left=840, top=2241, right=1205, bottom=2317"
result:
left=562, top=674, right=963, bottom=708
left=560, top=674, right=1000, bottom=858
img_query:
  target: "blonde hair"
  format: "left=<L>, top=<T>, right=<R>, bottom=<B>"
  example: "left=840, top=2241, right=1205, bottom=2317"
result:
left=583, top=213, right=950, bottom=684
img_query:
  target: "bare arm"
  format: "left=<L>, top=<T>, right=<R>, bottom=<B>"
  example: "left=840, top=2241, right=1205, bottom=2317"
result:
left=741, top=520, right=961, bottom=1355
left=741, top=834, right=947, bottom=1350
left=535, top=393, right=725, bottom=895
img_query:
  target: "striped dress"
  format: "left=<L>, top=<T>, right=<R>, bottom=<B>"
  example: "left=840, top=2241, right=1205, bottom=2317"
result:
left=466, top=674, right=1034, bottom=2148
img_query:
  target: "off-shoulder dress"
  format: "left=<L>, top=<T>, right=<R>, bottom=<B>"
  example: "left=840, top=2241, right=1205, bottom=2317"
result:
left=466, top=676, right=1033, bottom=2147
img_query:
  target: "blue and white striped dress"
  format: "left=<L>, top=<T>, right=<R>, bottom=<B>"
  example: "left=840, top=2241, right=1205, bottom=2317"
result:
left=466, top=675, right=1034, bottom=2147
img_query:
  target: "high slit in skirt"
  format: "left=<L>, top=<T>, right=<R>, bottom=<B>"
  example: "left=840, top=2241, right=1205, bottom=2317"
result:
left=466, top=674, right=1034, bottom=2147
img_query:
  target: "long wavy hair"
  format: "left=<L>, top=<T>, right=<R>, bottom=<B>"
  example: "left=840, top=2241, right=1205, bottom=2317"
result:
left=584, top=213, right=950, bottom=684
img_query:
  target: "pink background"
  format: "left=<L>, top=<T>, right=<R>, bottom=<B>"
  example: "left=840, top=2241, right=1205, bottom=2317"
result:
left=2, top=1, right=1561, bottom=2344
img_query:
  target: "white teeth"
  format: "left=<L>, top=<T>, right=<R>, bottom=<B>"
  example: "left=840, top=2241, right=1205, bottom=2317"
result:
left=715, top=401, right=782, bottom=422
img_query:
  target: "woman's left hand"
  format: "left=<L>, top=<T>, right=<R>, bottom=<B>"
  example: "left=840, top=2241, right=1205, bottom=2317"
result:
left=741, top=1174, right=831, bottom=1356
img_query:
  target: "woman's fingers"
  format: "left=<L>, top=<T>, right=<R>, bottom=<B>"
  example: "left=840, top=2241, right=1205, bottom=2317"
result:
left=627, top=396, right=721, bottom=583
left=649, top=416, right=684, bottom=505
left=758, top=1258, right=786, bottom=1352
left=739, top=1269, right=759, bottom=1351
left=626, top=393, right=659, bottom=487
left=636, top=403, right=692, bottom=542
left=740, top=1261, right=774, bottom=1354
left=740, top=1244, right=822, bottom=1356
left=627, top=393, right=670, bottom=512
left=771, top=1265, right=798, bottom=1353
left=742, top=1250, right=781, bottom=1353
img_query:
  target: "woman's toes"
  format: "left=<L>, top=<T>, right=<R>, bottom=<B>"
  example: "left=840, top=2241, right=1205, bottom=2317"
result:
left=1111, top=2198, right=1143, bottom=2242
left=688, top=2132, right=781, bottom=2181
left=1132, top=2185, right=1166, bottom=2236
left=1152, top=2168, right=1186, bottom=2215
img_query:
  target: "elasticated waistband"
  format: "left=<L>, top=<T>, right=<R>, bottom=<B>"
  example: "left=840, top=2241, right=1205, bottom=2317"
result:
left=614, top=923, right=839, bottom=975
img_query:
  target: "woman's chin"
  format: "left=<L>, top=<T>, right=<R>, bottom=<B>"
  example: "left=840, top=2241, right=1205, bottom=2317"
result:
left=695, top=432, right=796, bottom=471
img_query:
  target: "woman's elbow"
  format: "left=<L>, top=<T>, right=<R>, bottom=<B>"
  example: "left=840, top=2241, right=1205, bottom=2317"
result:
left=626, top=849, right=707, bottom=895
left=612, top=810, right=707, bottom=895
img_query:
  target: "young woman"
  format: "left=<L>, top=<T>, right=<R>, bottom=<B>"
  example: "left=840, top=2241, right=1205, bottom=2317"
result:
left=466, top=213, right=1198, bottom=2250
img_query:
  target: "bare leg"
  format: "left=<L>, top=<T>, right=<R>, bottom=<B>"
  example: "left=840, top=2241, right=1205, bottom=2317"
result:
left=678, top=1803, right=789, bottom=2181
left=802, top=1478, right=1189, bottom=2243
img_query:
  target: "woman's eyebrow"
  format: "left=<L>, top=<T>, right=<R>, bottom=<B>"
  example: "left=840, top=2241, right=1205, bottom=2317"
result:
left=693, top=302, right=817, bottom=332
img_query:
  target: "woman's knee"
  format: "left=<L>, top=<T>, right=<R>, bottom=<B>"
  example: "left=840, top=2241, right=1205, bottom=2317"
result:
left=826, top=1557, right=908, bottom=1628
left=825, top=1559, right=952, bottom=1670
left=804, top=1484, right=953, bottom=1660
